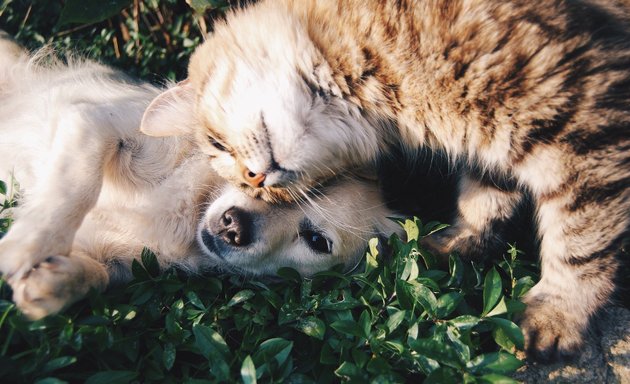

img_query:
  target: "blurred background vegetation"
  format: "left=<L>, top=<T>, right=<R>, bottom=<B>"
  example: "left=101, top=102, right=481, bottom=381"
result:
left=0, top=0, right=236, bottom=82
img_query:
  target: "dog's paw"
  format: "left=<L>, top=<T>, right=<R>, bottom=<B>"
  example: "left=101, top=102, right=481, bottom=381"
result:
left=10, top=255, right=88, bottom=320
left=519, top=294, right=586, bottom=362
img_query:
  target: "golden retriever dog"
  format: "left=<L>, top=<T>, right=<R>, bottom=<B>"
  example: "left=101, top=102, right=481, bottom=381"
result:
left=0, top=35, right=400, bottom=319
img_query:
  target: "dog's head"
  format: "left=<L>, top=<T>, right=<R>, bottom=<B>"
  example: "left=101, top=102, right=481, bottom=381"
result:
left=197, top=176, right=402, bottom=277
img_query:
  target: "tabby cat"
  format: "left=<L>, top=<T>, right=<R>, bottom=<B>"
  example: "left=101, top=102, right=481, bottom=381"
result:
left=141, top=0, right=630, bottom=361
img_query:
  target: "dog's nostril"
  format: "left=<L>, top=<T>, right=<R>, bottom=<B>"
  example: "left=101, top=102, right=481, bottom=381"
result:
left=218, top=207, right=252, bottom=247
left=225, top=229, right=241, bottom=245
left=221, top=212, right=233, bottom=226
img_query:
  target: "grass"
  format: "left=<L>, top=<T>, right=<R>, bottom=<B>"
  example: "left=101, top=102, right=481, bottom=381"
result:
left=0, top=1, right=540, bottom=382
left=0, top=203, right=537, bottom=383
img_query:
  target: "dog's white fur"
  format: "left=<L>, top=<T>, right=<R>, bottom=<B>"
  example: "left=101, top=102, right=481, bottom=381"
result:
left=0, top=36, right=400, bottom=319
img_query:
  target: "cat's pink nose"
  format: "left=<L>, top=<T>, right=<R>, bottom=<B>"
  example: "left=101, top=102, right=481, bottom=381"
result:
left=243, top=169, right=266, bottom=188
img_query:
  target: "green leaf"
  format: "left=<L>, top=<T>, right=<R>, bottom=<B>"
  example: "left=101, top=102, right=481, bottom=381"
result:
left=42, top=356, right=77, bottom=373
left=141, top=248, right=160, bottom=277
left=295, top=317, right=325, bottom=340
left=358, top=310, right=371, bottom=338
left=130, top=259, right=150, bottom=281
left=330, top=320, right=365, bottom=338
left=320, top=293, right=361, bottom=310
left=335, top=361, right=364, bottom=380
left=352, top=347, right=369, bottom=368
left=35, top=379, right=69, bottom=384
left=85, top=371, right=138, bottom=384
left=466, top=352, right=523, bottom=375
left=478, top=373, right=519, bottom=384
left=276, top=267, right=302, bottom=282
left=436, top=292, right=463, bottom=318
left=58, top=0, right=131, bottom=26
left=492, top=325, right=516, bottom=352
left=400, top=256, right=420, bottom=281
left=252, top=338, right=293, bottom=369
left=482, top=268, right=502, bottom=316
left=384, top=340, right=406, bottom=354
left=386, top=310, right=406, bottom=333
left=398, top=281, right=437, bottom=316
left=366, top=237, right=380, bottom=272
left=418, top=247, right=438, bottom=270
left=513, top=276, right=535, bottom=298
left=421, top=221, right=450, bottom=237
left=410, top=337, right=464, bottom=369
left=128, top=282, right=153, bottom=305
left=193, top=324, right=230, bottom=380
left=485, top=318, right=524, bottom=350
left=416, top=276, right=442, bottom=291
left=227, top=289, right=255, bottom=307
left=485, top=296, right=508, bottom=317
left=449, top=315, right=480, bottom=331
left=505, top=298, right=526, bottom=314
left=241, top=355, right=257, bottom=384
left=186, top=291, right=205, bottom=310
left=193, top=324, right=229, bottom=357
left=0, top=180, right=5, bottom=195
left=366, top=356, right=392, bottom=375
left=162, top=342, right=176, bottom=371
left=400, top=217, right=420, bottom=241
left=320, top=343, right=337, bottom=365
left=186, top=0, right=228, bottom=14
left=446, top=326, right=471, bottom=363
left=424, top=366, right=461, bottom=384
left=447, top=255, right=464, bottom=287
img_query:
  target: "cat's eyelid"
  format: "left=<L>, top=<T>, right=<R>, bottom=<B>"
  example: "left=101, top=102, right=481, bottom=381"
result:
left=207, top=134, right=230, bottom=152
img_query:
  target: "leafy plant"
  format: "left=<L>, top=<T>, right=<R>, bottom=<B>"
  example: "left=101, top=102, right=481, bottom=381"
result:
left=0, top=210, right=536, bottom=383
left=0, top=2, right=539, bottom=382
left=0, top=177, right=18, bottom=235
left=0, top=0, right=228, bottom=81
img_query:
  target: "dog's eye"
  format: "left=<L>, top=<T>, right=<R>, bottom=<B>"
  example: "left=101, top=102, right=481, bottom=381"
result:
left=301, top=230, right=332, bottom=254
left=207, top=135, right=228, bottom=152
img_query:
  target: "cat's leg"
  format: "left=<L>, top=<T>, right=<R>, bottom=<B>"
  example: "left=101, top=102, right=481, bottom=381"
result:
left=522, top=178, right=627, bottom=361
left=422, top=174, right=523, bottom=259
left=11, top=251, right=109, bottom=319
left=0, top=105, right=121, bottom=281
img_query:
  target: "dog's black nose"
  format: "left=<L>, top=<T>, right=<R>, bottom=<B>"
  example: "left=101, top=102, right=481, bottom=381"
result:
left=217, top=207, right=252, bottom=247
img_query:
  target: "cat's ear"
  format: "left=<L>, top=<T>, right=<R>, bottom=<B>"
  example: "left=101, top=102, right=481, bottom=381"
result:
left=140, top=80, right=195, bottom=137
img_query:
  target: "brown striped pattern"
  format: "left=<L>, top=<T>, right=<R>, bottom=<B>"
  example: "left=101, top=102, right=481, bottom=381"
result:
left=186, top=0, right=630, bottom=362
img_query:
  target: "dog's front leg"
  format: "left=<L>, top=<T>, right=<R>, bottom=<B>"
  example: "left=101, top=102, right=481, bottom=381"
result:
left=0, top=104, right=117, bottom=282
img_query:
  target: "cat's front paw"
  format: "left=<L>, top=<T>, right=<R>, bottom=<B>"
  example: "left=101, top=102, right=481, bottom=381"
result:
left=421, top=226, right=486, bottom=259
left=10, top=255, right=88, bottom=320
left=0, top=237, right=39, bottom=280
left=0, top=232, right=66, bottom=282
left=519, top=294, right=586, bottom=362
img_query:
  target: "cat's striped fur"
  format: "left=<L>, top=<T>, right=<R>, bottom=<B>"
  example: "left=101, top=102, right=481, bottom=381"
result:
left=141, top=0, right=630, bottom=361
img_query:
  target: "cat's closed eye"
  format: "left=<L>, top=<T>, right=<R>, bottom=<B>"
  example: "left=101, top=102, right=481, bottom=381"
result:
left=207, top=135, right=228, bottom=152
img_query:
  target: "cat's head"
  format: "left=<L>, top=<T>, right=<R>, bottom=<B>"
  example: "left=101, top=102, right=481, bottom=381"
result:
left=140, top=2, right=379, bottom=202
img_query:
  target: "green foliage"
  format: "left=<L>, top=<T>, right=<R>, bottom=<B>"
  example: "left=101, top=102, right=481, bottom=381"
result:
left=0, top=177, right=18, bottom=235
left=0, top=2, right=539, bottom=382
left=0, top=0, right=226, bottom=81
left=0, top=215, right=537, bottom=383
left=57, top=0, right=132, bottom=26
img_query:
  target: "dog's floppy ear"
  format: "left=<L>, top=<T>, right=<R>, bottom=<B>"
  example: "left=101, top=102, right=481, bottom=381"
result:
left=140, top=80, right=195, bottom=137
